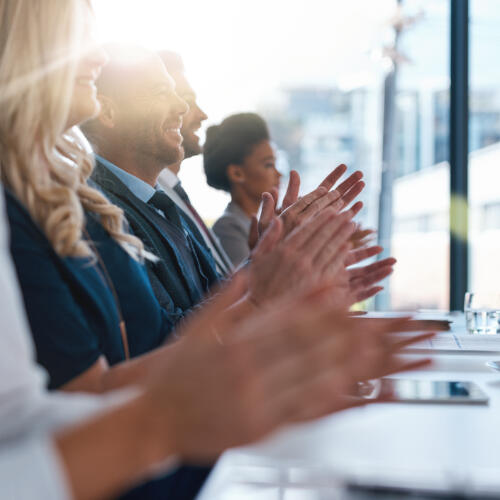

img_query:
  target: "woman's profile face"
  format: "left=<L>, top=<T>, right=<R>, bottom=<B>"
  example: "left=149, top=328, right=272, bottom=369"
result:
left=239, top=140, right=281, bottom=200
left=66, top=9, right=108, bottom=129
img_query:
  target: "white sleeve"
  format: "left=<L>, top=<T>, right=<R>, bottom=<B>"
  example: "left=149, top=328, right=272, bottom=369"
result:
left=0, top=437, right=72, bottom=500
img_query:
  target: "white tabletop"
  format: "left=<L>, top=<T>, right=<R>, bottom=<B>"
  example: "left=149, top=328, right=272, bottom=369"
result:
left=197, top=319, right=500, bottom=499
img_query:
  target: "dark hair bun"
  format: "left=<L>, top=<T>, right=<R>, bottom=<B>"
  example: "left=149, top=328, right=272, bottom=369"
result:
left=203, top=113, right=270, bottom=192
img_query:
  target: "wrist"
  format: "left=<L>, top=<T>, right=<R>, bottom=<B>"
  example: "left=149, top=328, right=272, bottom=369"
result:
left=132, top=390, right=179, bottom=468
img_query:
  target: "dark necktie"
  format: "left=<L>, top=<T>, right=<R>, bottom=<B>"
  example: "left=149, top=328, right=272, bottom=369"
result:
left=148, top=190, right=185, bottom=233
left=173, top=181, right=233, bottom=273
left=173, top=181, right=191, bottom=204
left=149, top=190, right=210, bottom=298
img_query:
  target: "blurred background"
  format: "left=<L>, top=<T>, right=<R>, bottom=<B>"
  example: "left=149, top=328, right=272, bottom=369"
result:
left=94, top=0, right=500, bottom=311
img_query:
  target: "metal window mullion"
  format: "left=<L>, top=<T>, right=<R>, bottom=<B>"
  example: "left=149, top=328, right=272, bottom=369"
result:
left=449, top=0, right=469, bottom=311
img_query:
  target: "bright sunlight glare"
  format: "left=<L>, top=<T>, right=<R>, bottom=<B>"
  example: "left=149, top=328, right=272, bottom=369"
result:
left=93, top=0, right=396, bottom=221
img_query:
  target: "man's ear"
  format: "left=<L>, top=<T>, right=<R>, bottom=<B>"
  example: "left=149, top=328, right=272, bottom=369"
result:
left=227, top=164, right=245, bottom=184
left=97, top=95, right=116, bottom=128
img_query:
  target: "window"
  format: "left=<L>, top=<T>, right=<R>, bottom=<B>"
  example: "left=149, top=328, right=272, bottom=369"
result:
left=469, top=0, right=500, bottom=294
left=390, top=0, right=450, bottom=310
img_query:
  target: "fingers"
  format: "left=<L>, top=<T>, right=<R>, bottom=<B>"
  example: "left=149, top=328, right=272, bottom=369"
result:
left=351, top=265, right=394, bottom=290
left=348, top=257, right=397, bottom=281
left=345, top=245, right=383, bottom=267
left=321, top=242, right=352, bottom=279
left=313, top=220, right=355, bottom=270
left=336, top=171, right=363, bottom=196
left=375, top=357, right=433, bottom=380
left=281, top=186, right=328, bottom=222
left=239, top=306, right=434, bottom=434
left=346, top=245, right=383, bottom=266
left=268, top=188, right=280, bottom=214
left=251, top=217, right=283, bottom=258
left=339, top=180, right=365, bottom=207
left=387, top=332, right=435, bottom=352
left=345, top=201, right=363, bottom=219
left=281, top=170, right=300, bottom=211
left=301, top=189, right=344, bottom=220
left=284, top=207, right=339, bottom=252
left=353, top=286, right=383, bottom=303
left=279, top=168, right=366, bottom=236
left=352, top=228, right=375, bottom=243
left=248, top=216, right=259, bottom=250
left=350, top=228, right=376, bottom=250
left=352, top=316, right=414, bottom=334
left=318, top=164, right=348, bottom=191
left=307, top=213, right=354, bottom=262
left=257, top=310, right=362, bottom=394
left=258, top=192, right=277, bottom=235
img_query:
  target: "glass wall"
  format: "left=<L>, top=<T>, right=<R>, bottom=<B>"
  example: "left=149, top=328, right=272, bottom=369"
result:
left=469, top=0, right=500, bottom=296
left=390, top=0, right=450, bottom=310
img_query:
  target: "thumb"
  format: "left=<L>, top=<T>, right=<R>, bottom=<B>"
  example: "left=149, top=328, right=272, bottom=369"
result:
left=248, top=216, right=259, bottom=250
left=258, top=192, right=277, bottom=235
left=252, top=217, right=283, bottom=258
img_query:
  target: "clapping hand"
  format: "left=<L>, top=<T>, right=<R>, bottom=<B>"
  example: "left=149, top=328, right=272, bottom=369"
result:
left=248, top=164, right=365, bottom=249
left=149, top=275, right=434, bottom=463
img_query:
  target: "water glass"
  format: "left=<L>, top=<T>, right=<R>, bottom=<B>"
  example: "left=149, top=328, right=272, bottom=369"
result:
left=464, top=292, right=500, bottom=335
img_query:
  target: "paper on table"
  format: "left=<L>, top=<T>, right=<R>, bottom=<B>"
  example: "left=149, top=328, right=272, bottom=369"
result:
left=362, top=311, right=453, bottom=322
left=401, top=332, right=500, bottom=353
left=357, top=312, right=452, bottom=331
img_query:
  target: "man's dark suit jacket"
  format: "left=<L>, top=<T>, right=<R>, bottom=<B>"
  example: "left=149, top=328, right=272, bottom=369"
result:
left=91, top=158, right=220, bottom=323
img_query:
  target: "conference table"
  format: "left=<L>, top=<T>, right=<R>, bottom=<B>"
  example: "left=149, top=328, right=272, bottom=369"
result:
left=197, top=314, right=500, bottom=499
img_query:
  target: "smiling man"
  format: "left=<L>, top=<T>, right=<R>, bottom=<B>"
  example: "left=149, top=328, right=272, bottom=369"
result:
left=157, top=51, right=234, bottom=275
left=83, top=46, right=221, bottom=323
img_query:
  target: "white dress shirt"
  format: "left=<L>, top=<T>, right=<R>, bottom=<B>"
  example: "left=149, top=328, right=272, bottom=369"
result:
left=0, top=188, right=111, bottom=499
left=157, top=168, right=233, bottom=275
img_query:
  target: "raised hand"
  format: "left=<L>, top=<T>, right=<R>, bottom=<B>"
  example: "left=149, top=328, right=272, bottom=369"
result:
left=256, top=164, right=366, bottom=240
left=247, top=208, right=356, bottom=306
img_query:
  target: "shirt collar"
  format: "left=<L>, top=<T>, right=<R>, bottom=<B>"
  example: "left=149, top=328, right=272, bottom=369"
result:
left=158, top=167, right=180, bottom=189
left=96, top=155, right=160, bottom=203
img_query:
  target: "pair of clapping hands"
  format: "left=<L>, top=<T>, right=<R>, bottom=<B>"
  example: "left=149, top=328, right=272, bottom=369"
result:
left=142, top=165, right=433, bottom=466
left=148, top=273, right=433, bottom=463
left=244, top=164, right=394, bottom=310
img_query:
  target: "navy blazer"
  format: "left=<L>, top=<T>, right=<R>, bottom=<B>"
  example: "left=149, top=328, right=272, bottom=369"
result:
left=91, top=159, right=220, bottom=320
left=5, top=189, right=175, bottom=389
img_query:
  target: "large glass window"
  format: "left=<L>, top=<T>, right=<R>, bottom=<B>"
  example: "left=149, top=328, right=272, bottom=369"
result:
left=469, top=0, right=500, bottom=295
left=390, top=0, right=450, bottom=310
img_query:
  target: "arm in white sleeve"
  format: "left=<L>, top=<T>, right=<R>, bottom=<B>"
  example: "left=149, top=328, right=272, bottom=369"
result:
left=0, top=437, right=71, bottom=500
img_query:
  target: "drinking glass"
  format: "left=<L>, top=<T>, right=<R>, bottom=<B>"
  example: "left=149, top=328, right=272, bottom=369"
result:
left=464, top=292, right=500, bottom=335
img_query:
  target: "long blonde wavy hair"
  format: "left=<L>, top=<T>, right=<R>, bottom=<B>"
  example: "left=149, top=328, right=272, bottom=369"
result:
left=0, top=0, right=143, bottom=259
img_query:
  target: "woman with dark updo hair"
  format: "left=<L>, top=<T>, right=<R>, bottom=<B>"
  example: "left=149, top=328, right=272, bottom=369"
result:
left=203, top=113, right=281, bottom=266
